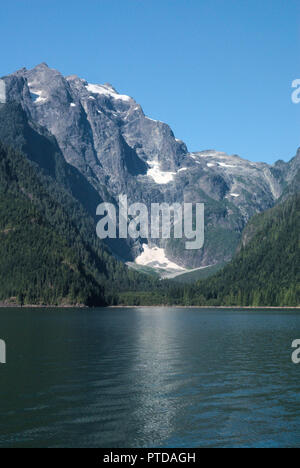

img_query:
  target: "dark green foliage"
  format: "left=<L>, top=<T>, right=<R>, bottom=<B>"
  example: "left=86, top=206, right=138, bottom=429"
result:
left=0, top=193, right=105, bottom=306
left=0, top=142, right=161, bottom=305
left=170, top=262, right=225, bottom=284
left=188, top=194, right=300, bottom=307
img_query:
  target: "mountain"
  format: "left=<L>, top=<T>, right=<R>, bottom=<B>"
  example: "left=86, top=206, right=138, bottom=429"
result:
left=118, top=191, right=300, bottom=307
left=1, top=63, right=299, bottom=273
left=0, top=138, right=161, bottom=306
left=184, top=192, right=300, bottom=307
left=0, top=101, right=133, bottom=260
left=277, top=150, right=300, bottom=201
left=0, top=102, right=102, bottom=215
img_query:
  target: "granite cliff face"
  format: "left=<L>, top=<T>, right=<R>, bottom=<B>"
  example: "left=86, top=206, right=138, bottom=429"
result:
left=1, top=63, right=299, bottom=270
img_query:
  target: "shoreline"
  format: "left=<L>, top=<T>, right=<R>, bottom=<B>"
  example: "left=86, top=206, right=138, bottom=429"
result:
left=110, top=306, right=300, bottom=309
left=0, top=303, right=299, bottom=310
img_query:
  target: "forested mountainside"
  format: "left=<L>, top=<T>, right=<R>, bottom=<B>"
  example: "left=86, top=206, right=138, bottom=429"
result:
left=2, top=63, right=299, bottom=270
left=189, top=193, right=300, bottom=307
left=118, top=192, right=300, bottom=307
left=0, top=142, right=160, bottom=306
left=0, top=138, right=299, bottom=307
left=0, top=102, right=133, bottom=260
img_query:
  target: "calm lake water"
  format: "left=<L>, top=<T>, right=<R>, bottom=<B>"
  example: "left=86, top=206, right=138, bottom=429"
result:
left=0, top=307, right=300, bottom=448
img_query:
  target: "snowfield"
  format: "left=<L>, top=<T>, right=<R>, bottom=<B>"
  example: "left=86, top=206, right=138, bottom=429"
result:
left=86, top=83, right=132, bottom=102
left=147, top=160, right=176, bottom=184
left=135, top=244, right=185, bottom=271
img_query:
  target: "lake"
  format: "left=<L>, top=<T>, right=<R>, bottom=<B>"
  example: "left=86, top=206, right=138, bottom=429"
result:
left=0, top=307, right=299, bottom=448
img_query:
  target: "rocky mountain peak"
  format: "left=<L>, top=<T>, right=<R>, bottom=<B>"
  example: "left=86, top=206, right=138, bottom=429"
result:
left=34, top=62, right=50, bottom=69
left=2, top=63, right=299, bottom=270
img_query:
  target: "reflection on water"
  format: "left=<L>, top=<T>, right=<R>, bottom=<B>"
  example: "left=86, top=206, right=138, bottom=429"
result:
left=0, top=307, right=300, bottom=447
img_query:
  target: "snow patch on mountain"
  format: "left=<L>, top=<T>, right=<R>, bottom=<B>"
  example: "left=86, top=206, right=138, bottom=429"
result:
left=145, top=116, right=164, bottom=124
left=147, top=160, right=176, bottom=184
left=86, top=83, right=132, bottom=102
left=0, top=80, right=6, bottom=103
left=135, top=244, right=185, bottom=271
left=29, top=90, right=47, bottom=104
left=30, top=92, right=47, bottom=103
left=218, top=162, right=237, bottom=168
left=27, top=82, right=48, bottom=104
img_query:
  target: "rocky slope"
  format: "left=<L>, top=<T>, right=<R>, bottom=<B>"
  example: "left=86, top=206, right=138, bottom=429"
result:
left=1, top=63, right=299, bottom=270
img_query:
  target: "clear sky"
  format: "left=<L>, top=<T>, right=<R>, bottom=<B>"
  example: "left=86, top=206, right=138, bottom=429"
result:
left=1, top=0, right=299, bottom=163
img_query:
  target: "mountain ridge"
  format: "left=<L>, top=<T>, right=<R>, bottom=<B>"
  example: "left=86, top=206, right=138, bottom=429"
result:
left=1, top=63, right=299, bottom=270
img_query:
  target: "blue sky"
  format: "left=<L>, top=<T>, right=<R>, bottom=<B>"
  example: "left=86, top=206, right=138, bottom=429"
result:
left=1, top=0, right=299, bottom=163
